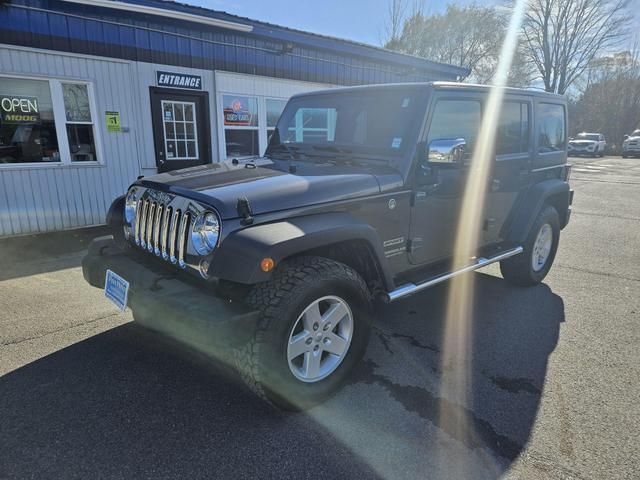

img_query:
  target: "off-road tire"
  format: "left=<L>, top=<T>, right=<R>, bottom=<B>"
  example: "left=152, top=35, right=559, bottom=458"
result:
left=233, top=256, right=372, bottom=410
left=500, top=205, right=560, bottom=287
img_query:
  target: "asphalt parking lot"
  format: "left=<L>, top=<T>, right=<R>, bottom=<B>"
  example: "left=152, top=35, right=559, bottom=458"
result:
left=1, top=155, right=638, bottom=479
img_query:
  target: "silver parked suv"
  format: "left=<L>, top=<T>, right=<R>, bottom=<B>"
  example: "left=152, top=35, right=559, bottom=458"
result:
left=568, top=132, right=606, bottom=157
left=622, top=130, right=640, bottom=158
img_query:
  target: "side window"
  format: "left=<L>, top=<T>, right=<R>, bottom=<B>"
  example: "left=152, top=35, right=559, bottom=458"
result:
left=496, top=102, right=529, bottom=155
left=538, top=103, right=565, bottom=153
left=427, top=99, right=481, bottom=157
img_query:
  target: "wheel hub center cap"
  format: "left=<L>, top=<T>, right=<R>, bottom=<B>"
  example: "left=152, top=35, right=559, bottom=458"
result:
left=287, top=295, right=354, bottom=383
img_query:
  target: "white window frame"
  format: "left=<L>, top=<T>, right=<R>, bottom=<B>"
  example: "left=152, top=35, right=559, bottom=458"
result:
left=218, top=93, right=260, bottom=160
left=160, top=100, right=200, bottom=161
left=0, top=74, right=103, bottom=169
left=264, top=97, right=288, bottom=153
left=217, top=93, right=292, bottom=159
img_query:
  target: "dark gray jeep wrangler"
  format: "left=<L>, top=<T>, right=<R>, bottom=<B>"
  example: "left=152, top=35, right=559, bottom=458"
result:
left=83, top=82, right=573, bottom=410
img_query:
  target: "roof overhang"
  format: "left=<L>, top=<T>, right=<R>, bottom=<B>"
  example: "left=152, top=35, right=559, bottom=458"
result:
left=61, top=0, right=253, bottom=33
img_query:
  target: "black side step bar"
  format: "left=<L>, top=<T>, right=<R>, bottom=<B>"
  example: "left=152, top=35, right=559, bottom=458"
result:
left=384, top=246, right=523, bottom=302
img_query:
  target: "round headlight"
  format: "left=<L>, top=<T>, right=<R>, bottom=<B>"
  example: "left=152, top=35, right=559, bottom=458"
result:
left=191, top=212, right=220, bottom=255
left=124, top=188, right=138, bottom=224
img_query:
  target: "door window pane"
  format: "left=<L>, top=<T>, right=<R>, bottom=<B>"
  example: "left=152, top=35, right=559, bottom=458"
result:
left=166, top=140, right=177, bottom=158
left=165, top=122, right=175, bottom=140
left=0, top=78, right=60, bottom=163
left=184, top=103, right=194, bottom=122
left=538, top=103, right=565, bottom=152
left=266, top=99, right=287, bottom=127
left=176, top=122, right=185, bottom=140
left=225, top=129, right=259, bottom=157
left=62, top=84, right=91, bottom=122
left=187, top=141, right=196, bottom=157
left=163, top=102, right=173, bottom=121
left=175, top=103, right=184, bottom=122
left=161, top=100, right=198, bottom=160
left=185, top=123, right=194, bottom=139
left=222, top=95, right=258, bottom=126
left=428, top=100, right=481, bottom=156
left=496, top=102, right=529, bottom=155
left=177, top=141, right=186, bottom=158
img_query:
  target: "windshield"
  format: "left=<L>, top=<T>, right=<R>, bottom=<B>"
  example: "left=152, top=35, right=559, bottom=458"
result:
left=576, top=133, right=600, bottom=141
left=266, top=87, right=427, bottom=160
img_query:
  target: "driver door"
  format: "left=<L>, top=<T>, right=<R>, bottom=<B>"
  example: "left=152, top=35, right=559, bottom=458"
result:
left=408, top=97, right=482, bottom=265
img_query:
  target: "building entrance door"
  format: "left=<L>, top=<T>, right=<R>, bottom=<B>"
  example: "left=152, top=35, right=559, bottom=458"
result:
left=150, top=87, right=210, bottom=173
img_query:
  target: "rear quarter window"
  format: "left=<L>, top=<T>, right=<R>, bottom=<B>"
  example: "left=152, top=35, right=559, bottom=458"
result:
left=537, top=103, right=566, bottom=153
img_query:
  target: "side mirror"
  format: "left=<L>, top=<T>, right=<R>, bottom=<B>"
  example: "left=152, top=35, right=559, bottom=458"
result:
left=624, top=134, right=629, bottom=139
left=427, top=138, right=467, bottom=165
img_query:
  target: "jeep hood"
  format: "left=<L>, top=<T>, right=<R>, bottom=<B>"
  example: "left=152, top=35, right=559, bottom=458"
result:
left=138, top=160, right=400, bottom=219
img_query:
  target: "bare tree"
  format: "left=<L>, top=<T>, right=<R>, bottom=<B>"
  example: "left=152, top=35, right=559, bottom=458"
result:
left=381, top=0, right=408, bottom=49
left=385, top=4, right=534, bottom=85
left=569, top=45, right=640, bottom=149
left=520, top=0, right=631, bottom=94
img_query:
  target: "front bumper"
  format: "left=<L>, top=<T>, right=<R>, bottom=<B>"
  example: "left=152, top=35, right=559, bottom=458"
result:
left=568, top=148, right=597, bottom=156
left=82, top=236, right=260, bottom=351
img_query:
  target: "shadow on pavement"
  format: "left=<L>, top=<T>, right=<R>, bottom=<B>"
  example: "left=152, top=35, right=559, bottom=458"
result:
left=0, top=323, right=380, bottom=479
left=0, top=226, right=109, bottom=281
left=0, top=272, right=564, bottom=479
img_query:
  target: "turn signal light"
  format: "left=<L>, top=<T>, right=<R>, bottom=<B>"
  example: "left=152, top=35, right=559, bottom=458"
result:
left=260, top=257, right=275, bottom=272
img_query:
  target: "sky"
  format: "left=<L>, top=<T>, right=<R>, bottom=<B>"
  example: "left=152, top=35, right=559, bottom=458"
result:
left=183, top=0, right=486, bottom=47
left=183, top=0, right=639, bottom=49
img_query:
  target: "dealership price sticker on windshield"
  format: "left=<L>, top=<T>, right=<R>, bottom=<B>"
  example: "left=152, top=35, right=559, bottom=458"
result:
left=104, top=269, right=129, bottom=311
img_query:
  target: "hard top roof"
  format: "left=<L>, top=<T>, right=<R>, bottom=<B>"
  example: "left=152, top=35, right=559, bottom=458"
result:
left=289, top=81, right=566, bottom=100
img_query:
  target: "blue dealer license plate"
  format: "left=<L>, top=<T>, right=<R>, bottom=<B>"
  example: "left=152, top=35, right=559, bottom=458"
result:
left=104, top=269, right=129, bottom=311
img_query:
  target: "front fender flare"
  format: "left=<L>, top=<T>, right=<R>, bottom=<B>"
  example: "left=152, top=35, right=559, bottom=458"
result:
left=209, top=213, right=394, bottom=288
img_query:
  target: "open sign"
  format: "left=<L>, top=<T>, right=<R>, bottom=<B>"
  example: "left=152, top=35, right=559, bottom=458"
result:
left=0, top=95, right=41, bottom=124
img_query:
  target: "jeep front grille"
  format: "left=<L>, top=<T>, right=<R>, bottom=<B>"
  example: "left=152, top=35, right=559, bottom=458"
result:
left=133, top=197, right=191, bottom=268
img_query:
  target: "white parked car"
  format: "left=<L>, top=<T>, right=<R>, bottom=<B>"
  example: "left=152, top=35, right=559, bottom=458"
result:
left=622, top=129, right=640, bottom=158
left=568, top=132, right=606, bottom=157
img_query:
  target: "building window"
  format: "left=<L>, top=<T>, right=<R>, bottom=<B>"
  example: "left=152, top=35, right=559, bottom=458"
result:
left=0, top=78, right=60, bottom=164
left=162, top=100, right=199, bottom=160
left=63, top=83, right=97, bottom=162
left=266, top=98, right=287, bottom=142
left=222, top=94, right=259, bottom=157
left=0, top=76, right=100, bottom=167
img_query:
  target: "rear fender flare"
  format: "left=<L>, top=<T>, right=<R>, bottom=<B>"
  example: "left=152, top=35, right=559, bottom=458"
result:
left=504, top=179, right=571, bottom=244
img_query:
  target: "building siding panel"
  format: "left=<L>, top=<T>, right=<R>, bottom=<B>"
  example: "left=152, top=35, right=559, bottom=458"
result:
left=0, top=47, right=139, bottom=236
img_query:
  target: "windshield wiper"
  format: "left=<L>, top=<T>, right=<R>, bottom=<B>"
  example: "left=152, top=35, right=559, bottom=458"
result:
left=311, top=145, right=352, bottom=155
left=267, top=143, right=301, bottom=160
left=310, top=145, right=389, bottom=165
